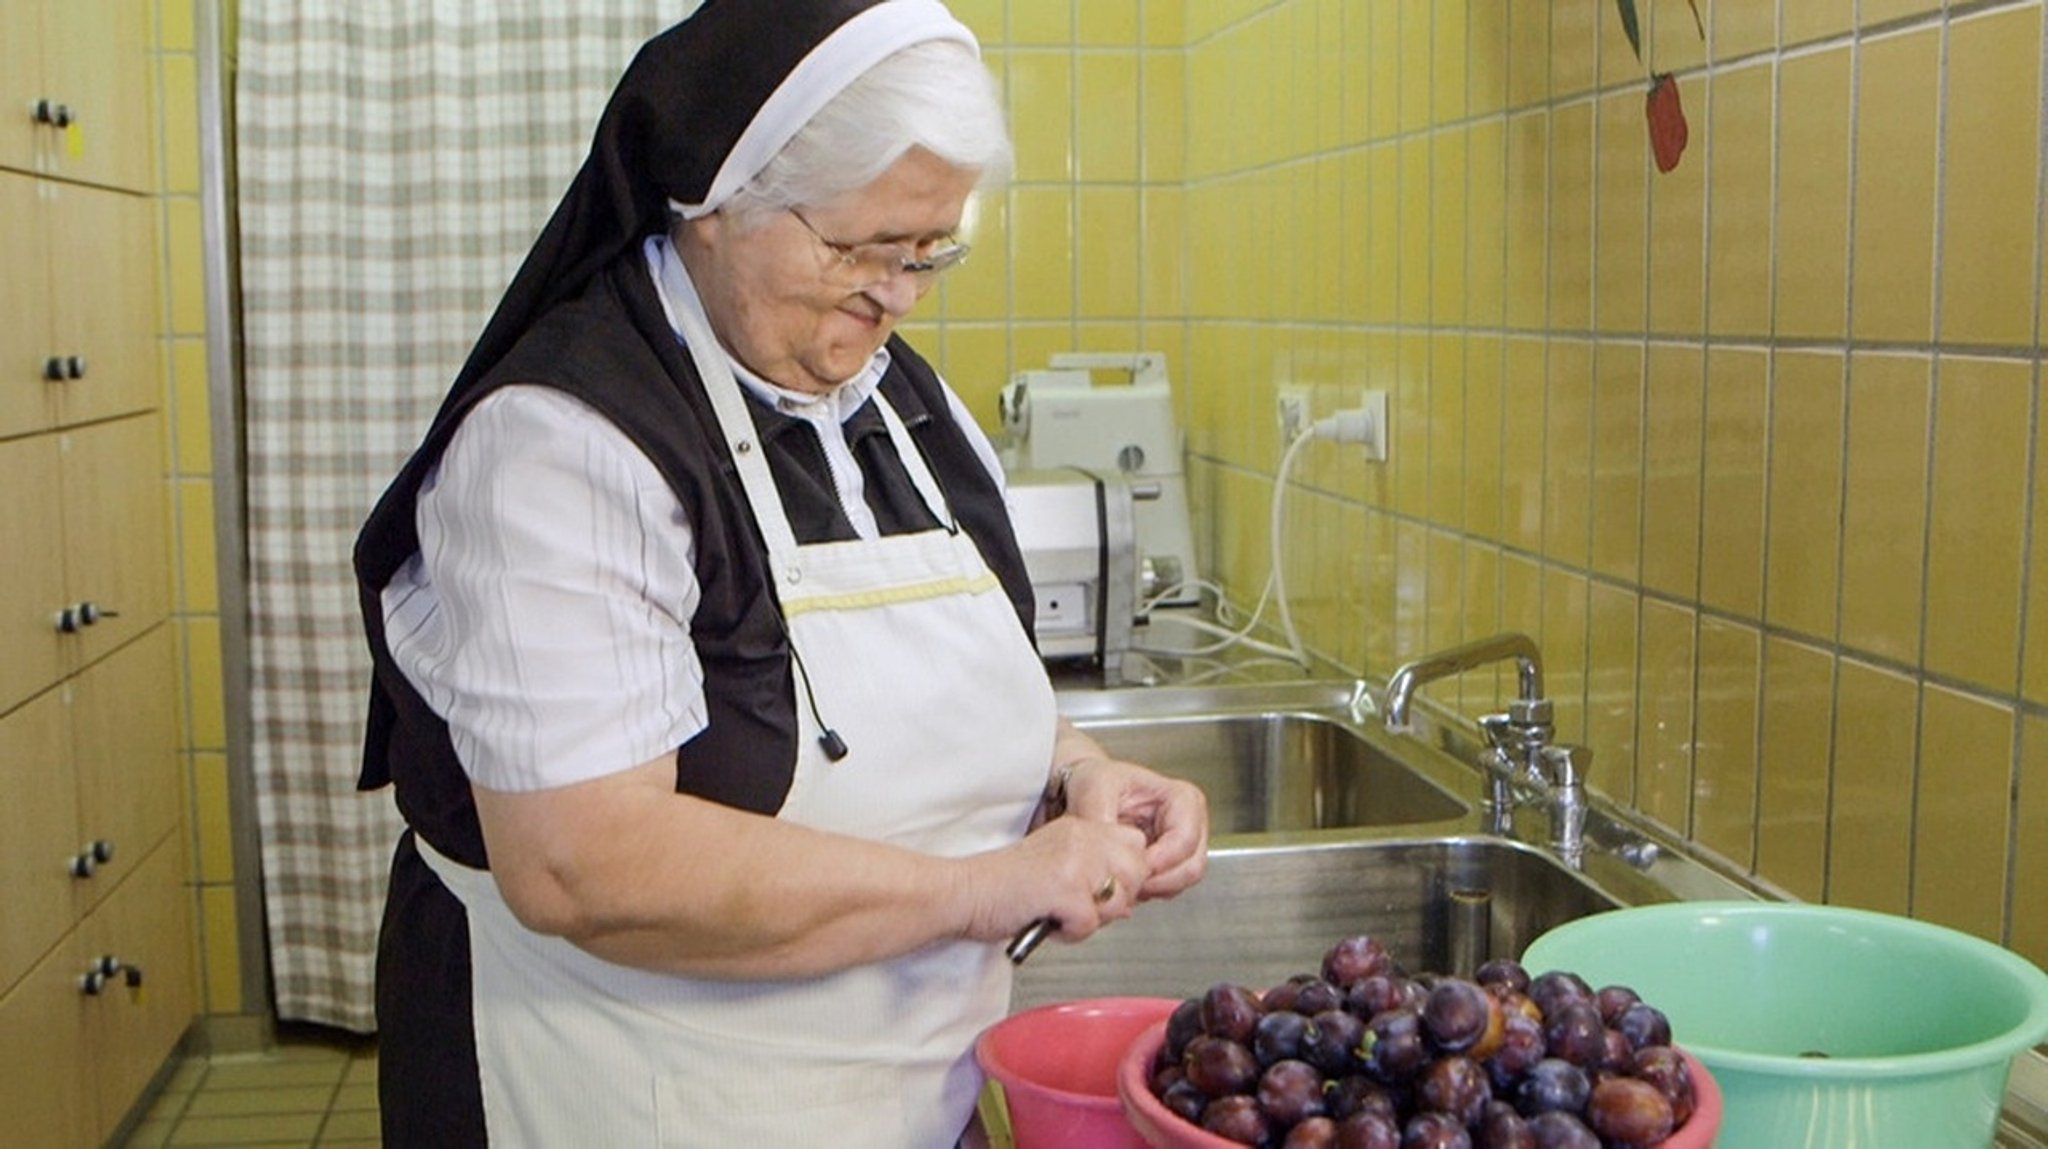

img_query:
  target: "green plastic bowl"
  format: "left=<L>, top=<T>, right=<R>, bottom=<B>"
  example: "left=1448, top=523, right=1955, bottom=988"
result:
left=1523, top=902, right=2048, bottom=1148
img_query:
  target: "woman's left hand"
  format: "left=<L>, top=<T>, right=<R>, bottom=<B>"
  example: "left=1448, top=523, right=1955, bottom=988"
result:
left=1051, top=722, right=1209, bottom=901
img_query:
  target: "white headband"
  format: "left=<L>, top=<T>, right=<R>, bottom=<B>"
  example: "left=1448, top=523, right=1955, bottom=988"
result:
left=668, top=0, right=978, bottom=220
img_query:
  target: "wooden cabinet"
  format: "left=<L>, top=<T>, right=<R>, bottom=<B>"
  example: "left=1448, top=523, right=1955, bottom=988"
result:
left=0, top=629, right=188, bottom=1147
left=0, top=834, right=193, bottom=1148
left=82, top=834, right=196, bottom=1136
left=59, top=415, right=174, bottom=668
left=0, top=930, right=93, bottom=1149
left=0, top=174, right=159, bottom=441
left=0, top=415, right=171, bottom=715
left=0, top=688, right=79, bottom=995
left=1, top=2, right=186, bottom=1139
left=0, top=0, right=153, bottom=192
left=0, top=434, right=67, bottom=712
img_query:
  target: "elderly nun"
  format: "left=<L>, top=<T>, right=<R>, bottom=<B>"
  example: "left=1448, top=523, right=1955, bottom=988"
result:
left=352, top=2, right=1210, bottom=1145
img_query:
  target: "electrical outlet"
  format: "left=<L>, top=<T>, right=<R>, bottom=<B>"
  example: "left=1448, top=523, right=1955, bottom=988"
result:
left=1359, top=389, right=1389, bottom=462
left=1275, top=386, right=1310, bottom=443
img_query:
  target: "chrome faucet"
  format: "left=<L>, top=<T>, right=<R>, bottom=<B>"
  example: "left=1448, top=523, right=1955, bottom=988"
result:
left=1381, top=633, right=1592, bottom=861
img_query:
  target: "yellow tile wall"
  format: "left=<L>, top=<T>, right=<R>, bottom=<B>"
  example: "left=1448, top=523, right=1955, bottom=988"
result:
left=153, top=0, right=239, bottom=1017
left=935, top=0, right=2048, bottom=965
left=170, top=1, right=2048, bottom=1010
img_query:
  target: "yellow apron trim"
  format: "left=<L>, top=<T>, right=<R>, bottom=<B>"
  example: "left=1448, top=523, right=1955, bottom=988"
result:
left=781, top=572, right=1003, bottom=618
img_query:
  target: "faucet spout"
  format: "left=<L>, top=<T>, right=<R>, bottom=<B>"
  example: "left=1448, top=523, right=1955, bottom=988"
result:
left=1381, top=632, right=1544, bottom=730
left=1382, top=633, right=1595, bottom=862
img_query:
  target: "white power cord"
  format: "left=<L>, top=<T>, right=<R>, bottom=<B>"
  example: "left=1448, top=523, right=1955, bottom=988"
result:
left=1135, top=404, right=1381, bottom=670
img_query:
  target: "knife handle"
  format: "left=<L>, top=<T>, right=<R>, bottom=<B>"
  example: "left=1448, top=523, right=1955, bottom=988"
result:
left=1006, top=917, right=1056, bottom=964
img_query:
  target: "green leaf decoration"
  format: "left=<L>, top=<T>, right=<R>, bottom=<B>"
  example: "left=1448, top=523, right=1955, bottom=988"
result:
left=1616, top=0, right=1643, bottom=61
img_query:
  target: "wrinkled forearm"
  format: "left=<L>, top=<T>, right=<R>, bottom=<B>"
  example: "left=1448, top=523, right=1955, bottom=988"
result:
left=474, top=755, right=991, bottom=980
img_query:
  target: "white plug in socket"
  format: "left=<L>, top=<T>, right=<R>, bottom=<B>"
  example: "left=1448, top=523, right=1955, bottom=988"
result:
left=1311, top=390, right=1389, bottom=461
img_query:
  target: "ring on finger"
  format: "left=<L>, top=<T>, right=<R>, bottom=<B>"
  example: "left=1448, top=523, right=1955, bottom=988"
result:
left=1093, top=876, right=1117, bottom=903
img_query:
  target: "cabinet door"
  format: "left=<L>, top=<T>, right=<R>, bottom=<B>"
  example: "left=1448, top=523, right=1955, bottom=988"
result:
left=0, top=688, right=80, bottom=994
left=0, top=0, right=47, bottom=174
left=70, top=627, right=179, bottom=915
left=42, top=0, right=154, bottom=192
left=82, top=837, right=195, bottom=1143
left=0, top=175, right=59, bottom=437
left=0, top=929, right=93, bottom=1149
left=60, top=414, right=171, bottom=668
left=47, top=182, right=158, bottom=427
left=0, top=435, right=68, bottom=711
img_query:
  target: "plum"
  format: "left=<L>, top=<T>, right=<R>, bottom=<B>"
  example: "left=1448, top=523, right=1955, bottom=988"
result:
left=1286, top=1116, right=1340, bottom=1149
left=1184, top=1034, right=1261, bottom=1098
left=1399, top=1110, right=1472, bottom=1149
left=1255, top=1009, right=1315, bottom=1066
left=1523, top=1110, right=1600, bottom=1149
left=1473, top=1100, right=1533, bottom=1149
left=1335, top=1110, right=1402, bottom=1149
left=1415, top=1055, right=1491, bottom=1127
left=1202, top=983, right=1266, bottom=1044
left=1307, top=1008, right=1368, bottom=1076
left=1474, top=959, right=1531, bottom=997
left=1513, top=1058, right=1590, bottom=1118
left=1586, top=1076, right=1675, bottom=1145
left=1593, top=984, right=1641, bottom=1026
left=1202, top=1094, right=1272, bottom=1146
left=1423, top=978, right=1504, bottom=1057
left=1540, top=1002, right=1607, bottom=1070
left=1323, top=935, right=1396, bottom=987
left=1362, top=1009, right=1431, bottom=1083
left=1527, top=971, right=1593, bottom=1020
left=1615, top=1001, right=1672, bottom=1052
left=1259, top=1058, right=1331, bottom=1127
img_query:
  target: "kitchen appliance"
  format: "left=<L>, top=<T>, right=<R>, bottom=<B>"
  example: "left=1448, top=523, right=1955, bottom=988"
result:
left=1006, top=468, right=1150, bottom=684
left=1000, top=352, right=1199, bottom=607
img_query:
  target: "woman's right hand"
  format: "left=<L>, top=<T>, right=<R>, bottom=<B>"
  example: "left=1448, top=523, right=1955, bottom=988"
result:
left=959, top=815, right=1152, bottom=945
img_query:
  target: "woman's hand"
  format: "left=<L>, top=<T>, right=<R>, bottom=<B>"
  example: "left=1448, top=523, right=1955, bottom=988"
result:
left=1048, top=720, right=1209, bottom=902
left=959, top=815, right=1153, bottom=945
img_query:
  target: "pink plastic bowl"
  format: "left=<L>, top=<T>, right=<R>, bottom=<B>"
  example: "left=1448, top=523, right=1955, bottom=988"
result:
left=1115, top=1019, right=1725, bottom=1148
left=976, top=997, right=1181, bottom=1149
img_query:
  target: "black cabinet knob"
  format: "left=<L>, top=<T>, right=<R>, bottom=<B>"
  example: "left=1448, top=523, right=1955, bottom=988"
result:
left=33, top=100, right=74, bottom=128
left=65, top=356, right=86, bottom=380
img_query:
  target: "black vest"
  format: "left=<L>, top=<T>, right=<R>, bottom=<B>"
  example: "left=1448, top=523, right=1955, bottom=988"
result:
left=353, top=251, right=1035, bottom=869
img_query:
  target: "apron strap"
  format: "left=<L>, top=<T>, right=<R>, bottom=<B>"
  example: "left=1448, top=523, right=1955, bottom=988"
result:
left=872, top=392, right=956, bottom=532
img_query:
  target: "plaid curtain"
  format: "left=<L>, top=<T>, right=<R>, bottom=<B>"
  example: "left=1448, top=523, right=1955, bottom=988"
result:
left=237, top=1, right=689, bottom=1030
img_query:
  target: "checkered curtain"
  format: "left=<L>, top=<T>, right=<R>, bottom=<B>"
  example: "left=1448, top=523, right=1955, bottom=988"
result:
left=237, top=1, right=690, bottom=1031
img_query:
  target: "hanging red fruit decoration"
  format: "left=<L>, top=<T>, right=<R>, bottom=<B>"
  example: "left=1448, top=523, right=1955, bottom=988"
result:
left=1646, top=73, right=1688, bottom=173
left=1613, top=0, right=1702, bottom=174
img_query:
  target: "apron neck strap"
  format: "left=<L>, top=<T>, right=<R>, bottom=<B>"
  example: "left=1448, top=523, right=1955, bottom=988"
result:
left=651, top=239, right=955, bottom=553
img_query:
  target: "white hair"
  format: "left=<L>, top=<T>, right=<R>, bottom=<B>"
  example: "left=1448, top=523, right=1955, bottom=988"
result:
left=724, top=38, right=1011, bottom=228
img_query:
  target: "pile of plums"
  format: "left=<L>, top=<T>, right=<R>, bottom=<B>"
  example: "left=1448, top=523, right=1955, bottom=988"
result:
left=1144, top=935, right=1698, bottom=1148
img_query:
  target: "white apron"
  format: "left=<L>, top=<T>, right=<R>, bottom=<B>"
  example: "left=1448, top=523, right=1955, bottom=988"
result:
left=417, top=294, right=1057, bottom=1147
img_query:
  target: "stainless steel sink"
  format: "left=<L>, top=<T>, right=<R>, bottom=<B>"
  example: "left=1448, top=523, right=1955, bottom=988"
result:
left=1011, top=835, right=1624, bottom=1011
left=1079, top=711, right=1466, bottom=833
left=1012, top=679, right=1761, bottom=1012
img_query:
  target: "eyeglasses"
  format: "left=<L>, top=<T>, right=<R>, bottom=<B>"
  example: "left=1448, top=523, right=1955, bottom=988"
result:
left=788, top=208, right=971, bottom=288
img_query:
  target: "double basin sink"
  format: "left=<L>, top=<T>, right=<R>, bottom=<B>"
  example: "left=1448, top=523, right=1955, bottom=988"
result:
left=1010, top=679, right=1760, bottom=1011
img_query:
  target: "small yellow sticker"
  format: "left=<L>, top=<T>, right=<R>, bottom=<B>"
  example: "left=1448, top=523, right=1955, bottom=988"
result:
left=66, top=120, right=84, bottom=159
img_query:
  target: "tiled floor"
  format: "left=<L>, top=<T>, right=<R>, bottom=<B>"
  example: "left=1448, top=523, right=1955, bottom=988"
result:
left=120, top=1027, right=379, bottom=1149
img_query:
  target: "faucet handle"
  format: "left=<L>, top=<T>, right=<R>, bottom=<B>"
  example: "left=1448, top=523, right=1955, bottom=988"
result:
left=1539, top=742, right=1591, bottom=787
